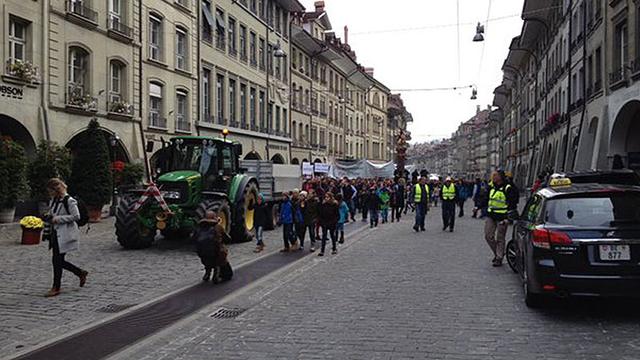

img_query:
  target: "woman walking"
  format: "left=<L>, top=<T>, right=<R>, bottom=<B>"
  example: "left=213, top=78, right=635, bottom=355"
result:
left=318, top=192, right=339, bottom=256
left=42, top=178, right=88, bottom=298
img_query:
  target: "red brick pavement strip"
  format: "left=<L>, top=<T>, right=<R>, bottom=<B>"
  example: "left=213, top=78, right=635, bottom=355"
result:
left=106, top=205, right=640, bottom=360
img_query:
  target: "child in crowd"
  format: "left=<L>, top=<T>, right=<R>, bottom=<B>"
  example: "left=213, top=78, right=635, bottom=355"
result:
left=378, top=186, right=390, bottom=223
left=336, top=193, right=349, bottom=244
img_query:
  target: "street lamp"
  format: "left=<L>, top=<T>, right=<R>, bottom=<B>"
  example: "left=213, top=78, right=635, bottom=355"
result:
left=470, top=87, right=478, bottom=100
left=109, top=134, right=120, bottom=216
left=473, top=22, right=485, bottom=42
left=273, top=41, right=286, bottom=58
left=222, top=128, right=229, bottom=142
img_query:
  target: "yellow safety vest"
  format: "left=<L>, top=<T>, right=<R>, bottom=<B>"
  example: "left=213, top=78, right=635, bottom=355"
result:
left=442, top=184, right=456, bottom=200
left=414, top=184, right=429, bottom=203
left=488, top=184, right=511, bottom=214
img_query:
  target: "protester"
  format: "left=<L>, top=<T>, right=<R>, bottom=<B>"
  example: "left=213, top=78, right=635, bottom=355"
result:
left=456, top=179, right=468, bottom=217
left=359, top=185, right=369, bottom=222
left=378, top=185, right=390, bottom=223
left=294, top=191, right=306, bottom=251
left=340, top=178, right=357, bottom=222
left=251, top=193, right=269, bottom=253
left=279, top=192, right=295, bottom=252
left=367, top=186, right=381, bottom=228
left=391, top=178, right=405, bottom=222
left=483, top=171, right=518, bottom=267
left=42, top=178, right=88, bottom=298
left=441, top=176, right=457, bottom=232
left=412, top=177, right=429, bottom=232
left=318, top=192, right=339, bottom=256
left=336, top=193, right=349, bottom=244
left=300, top=189, right=319, bottom=252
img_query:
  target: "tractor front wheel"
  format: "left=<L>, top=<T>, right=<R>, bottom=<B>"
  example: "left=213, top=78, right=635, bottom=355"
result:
left=232, top=182, right=259, bottom=243
left=116, top=195, right=155, bottom=249
left=196, top=199, right=231, bottom=243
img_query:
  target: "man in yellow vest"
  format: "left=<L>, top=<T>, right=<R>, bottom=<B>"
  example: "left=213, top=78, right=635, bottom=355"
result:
left=412, top=176, right=429, bottom=232
left=440, top=176, right=457, bottom=232
left=484, top=171, right=517, bottom=267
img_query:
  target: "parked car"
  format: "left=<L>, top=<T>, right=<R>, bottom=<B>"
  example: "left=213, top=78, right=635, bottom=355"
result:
left=565, top=170, right=640, bottom=186
left=509, top=177, right=640, bottom=307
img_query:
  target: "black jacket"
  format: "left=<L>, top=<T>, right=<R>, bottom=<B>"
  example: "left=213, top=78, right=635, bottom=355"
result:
left=250, top=201, right=270, bottom=228
left=319, top=200, right=339, bottom=227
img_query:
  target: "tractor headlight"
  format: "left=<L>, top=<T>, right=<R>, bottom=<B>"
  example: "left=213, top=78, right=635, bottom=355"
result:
left=161, top=191, right=182, bottom=200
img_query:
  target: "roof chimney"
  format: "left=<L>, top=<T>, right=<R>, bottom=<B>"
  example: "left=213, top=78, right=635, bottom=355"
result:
left=344, top=25, right=349, bottom=45
left=476, top=105, right=481, bottom=114
left=314, top=1, right=325, bottom=13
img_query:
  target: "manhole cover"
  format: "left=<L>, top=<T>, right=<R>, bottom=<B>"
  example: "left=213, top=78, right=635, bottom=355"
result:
left=96, top=304, right=137, bottom=313
left=209, top=307, right=246, bottom=319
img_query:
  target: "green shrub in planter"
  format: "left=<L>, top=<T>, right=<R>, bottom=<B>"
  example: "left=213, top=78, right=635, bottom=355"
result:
left=69, top=119, right=113, bottom=208
left=0, top=139, right=28, bottom=209
left=119, top=162, right=146, bottom=187
left=28, top=141, right=72, bottom=202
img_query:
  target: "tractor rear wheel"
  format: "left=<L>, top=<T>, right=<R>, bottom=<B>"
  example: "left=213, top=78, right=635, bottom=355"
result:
left=232, top=182, right=259, bottom=243
left=116, top=194, right=155, bottom=249
left=196, top=199, right=231, bottom=243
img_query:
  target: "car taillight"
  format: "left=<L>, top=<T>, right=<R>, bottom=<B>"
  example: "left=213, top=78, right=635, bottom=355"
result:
left=532, top=228, right=572, bottom=249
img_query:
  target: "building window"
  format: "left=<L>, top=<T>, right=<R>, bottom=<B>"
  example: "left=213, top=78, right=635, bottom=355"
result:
left=267, top=44, right=274, bottom=75
left=149, top=82, right=164, bottom=128
left=249, top=32, right=257, bottom=65
left=176, top=90, right=189, bottom=131
left=202, top=68, right=211, bottom=121
left=109, top=0, right=122, bottom=26
left=228, top=17, right=237, bottom=56
left=258, top=38, right=265, bottom=70
left=275, top=52, right=281, bottom=79
left=149, top=14, right=163, bottom=61
left=175, top=27, right=188, bottom=70
left=216, top=8, right=225, bottom=50
left=250, top=87, right=257, bottom=128
left=275, top=105, right=281, bottom=132
left=68, top=46, right=89, bottom=97
left=258, top=0, right=264, bottom=20
left=283, top=109, right=288, bottom=135
left=229, top=78, right=237, bottom=125
left=275, top=6, right=281, bottom=34
left=250, top=0, right=256, bottom=13
left=216, top=74, right=224, bottom=124
left=240, top=84, right=247, bottom=126
left=239, top=24, right=247, bottom=60
left=202, top=0, right=214, bottom=43
left=8, top=18, right=28, bottom=64
left=595, top=47, right=602, bottom=89
left=108, top=60, right=125, bottom=107
left=614, top=21, right=628, bottom=71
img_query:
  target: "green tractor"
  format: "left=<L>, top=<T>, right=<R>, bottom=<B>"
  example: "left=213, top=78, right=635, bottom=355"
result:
left=115, top=136, right=259, bottom=249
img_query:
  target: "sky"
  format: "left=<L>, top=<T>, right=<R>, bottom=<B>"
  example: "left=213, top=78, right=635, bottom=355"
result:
left=299, top=0, right=525, bottom=143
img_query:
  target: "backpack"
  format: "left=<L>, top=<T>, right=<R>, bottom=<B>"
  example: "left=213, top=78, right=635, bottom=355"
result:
left=63, top=195, right=90, bottom=227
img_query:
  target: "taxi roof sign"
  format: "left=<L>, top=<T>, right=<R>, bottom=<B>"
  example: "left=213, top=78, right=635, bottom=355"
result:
left=549, top=177, right=572, bottom=187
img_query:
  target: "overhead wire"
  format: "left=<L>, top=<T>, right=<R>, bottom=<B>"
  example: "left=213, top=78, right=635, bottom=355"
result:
left=350, top=5, right=563, bottom=36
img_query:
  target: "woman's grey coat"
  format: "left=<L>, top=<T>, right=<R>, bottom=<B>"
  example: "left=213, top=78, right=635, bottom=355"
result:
left=49, top=196, right=81, bottom=253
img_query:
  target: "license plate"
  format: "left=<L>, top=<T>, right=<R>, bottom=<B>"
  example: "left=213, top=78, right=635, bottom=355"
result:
left=599, top=244, right=631, bottom=261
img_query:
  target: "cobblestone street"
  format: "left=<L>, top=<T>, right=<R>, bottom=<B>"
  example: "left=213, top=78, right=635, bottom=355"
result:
left=0, top=219, right=310, bottom=359
left=107, top=205, right=640, bottom=360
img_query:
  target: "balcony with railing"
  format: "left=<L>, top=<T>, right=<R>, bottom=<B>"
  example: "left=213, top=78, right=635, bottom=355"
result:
left=216, top=116, right=225, bottom=125
left=176, top=117, right=190, bottom=132
left=65, top=0, right=98, bottom=26
left=66, top=86, right=97, bottom=113
left=250, top=124, right=259, bottom=131
left=229, top=119, right=239, bottom=128
left=609, top=66, right=627, bottom=90
left=107, top=100, right=133, bottom=118
left=107, top=18, right=133, bottom=41
left=149, top=114, right=167, bottom=129
left=631, top=57, right=640, bottom=79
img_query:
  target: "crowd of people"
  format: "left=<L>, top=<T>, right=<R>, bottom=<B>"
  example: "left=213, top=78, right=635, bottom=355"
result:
left=252, top=170, right=520, bottom=267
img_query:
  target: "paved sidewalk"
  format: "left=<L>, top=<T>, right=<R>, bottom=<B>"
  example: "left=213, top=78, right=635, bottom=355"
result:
left=109, top=205, right=640, bottom=360
left=0, top=218, right=295, bottom=358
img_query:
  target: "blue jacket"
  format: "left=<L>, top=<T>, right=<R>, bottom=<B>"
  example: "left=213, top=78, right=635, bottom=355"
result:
left=338, top=201, right=349, bottom=224
left=280, top=199, right=293, bottom=224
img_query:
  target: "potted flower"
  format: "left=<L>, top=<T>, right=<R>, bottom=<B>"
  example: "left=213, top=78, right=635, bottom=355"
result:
left=7, top=59, right=40, bottom=83
left=69, top=119, right=113, bottom=222
left=19, top=216, right=44, bottom=245
left=109, top=101, right=133, bottom=115
left=0, top=139, right=28, bottom=223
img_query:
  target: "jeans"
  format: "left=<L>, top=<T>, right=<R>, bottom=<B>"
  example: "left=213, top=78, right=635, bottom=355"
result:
left=282, top=223, right=294, bottom=249
left=347, top=199, right=356, bottom=220
left=361, top=206, right=368, bottom=221
left=321, top=225, right=337, bottom=253
left=442, top=201, right=456, bottom=230
left=255, top=226, right=264, bottom=246
left=380, top=208, right=388, bottom=222
left=458, top=200, right=466, bottom=217
left=414, top=203, right=426, bottom=229
left=369, top=209, right=379, bottom=227
left=51, top=236, right=83, bottom=289
left=299, top=224, right=316, bottom=248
